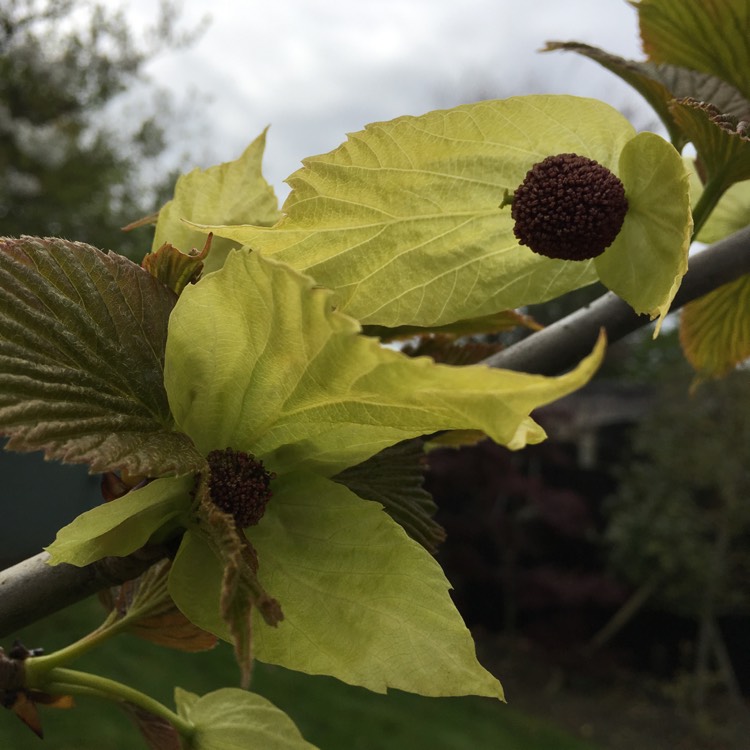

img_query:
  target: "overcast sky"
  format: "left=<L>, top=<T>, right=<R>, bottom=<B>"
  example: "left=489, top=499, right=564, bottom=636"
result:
left=124, top=0, right=654, bottom=199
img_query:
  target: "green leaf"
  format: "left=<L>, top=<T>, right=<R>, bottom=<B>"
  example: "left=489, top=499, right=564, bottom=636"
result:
left=544, top=41, right=750, bottom=149
left=680, top=273, right=750, bottom=378
left=594, top=131, right=691, bottom=324
left=46, top=476, right=193, bottom=566
left=175, top=688, right=317, bottom=750
left=153, top=131, right=281, bottom=274
left=636, top=0, right=750, bottom=102
left=333, top=440, right=445, bottom=554
left=247, top=473, right=504, bottom=698
left=670, top=99, right=750, bottom=191
left=0, top=237, right=204, bottom=476
left=164, top=250, right=606, bottom=478
left=169, top=529, right=226, bottom=635
left=400, top=335, right=504, bottom=366
left=142, top=239, right=211, bottom=296
left=196, top=96, right=648, bottom=327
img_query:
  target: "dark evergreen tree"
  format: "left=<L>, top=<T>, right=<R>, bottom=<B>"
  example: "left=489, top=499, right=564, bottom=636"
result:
left=0, top=0, right=192, bottom=257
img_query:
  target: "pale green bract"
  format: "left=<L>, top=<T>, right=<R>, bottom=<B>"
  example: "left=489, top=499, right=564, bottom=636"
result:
left=195, top=95, right=691, bottom=328
left=49, top=250, right=605, bottom=699
left=46, top=476, right=193, bottom=567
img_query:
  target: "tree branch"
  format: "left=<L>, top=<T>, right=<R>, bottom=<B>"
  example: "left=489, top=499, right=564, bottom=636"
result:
left=1, top=226, right=750, bottom=638
left=484, top=226, right=750, bottom=374
left=0, top=548, right=167, bottom=638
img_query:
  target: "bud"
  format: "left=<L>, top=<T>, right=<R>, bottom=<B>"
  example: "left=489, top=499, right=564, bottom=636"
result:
left=206, top=448, right=276, bottom=528
left=509, top=153, right=628, bottom=261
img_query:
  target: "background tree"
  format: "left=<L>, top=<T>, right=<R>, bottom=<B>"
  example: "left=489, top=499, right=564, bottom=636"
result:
left=0, top=0, right=195, bottom=257
left=604, top=368, right=750, bottom=711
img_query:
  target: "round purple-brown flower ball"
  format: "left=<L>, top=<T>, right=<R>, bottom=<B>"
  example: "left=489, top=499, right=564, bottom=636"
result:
left=510, top=153, right=628, bottom=261
left=206, top=448, right=276, bottom=528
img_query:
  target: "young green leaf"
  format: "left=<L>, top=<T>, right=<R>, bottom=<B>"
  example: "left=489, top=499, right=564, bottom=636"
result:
left=670, top=99, right=750, bottom=193
left=0, top=237, right=203, bottom=476
left=142, top=238, right=211, bottom=296
left=247, top=473, right=504, bottom=698
left=153, top=131, right=281, bottom=274
left=175, top=687, right=317, bottom=750
left=636, top=0, right=750, bottom=102
left=46, top=476, right=193, bottom=566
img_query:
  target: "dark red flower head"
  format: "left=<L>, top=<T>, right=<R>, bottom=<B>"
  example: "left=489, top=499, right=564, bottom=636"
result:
left=206, top=448, right=276, bottom=528
left=510, top=153, right=628, bottom=261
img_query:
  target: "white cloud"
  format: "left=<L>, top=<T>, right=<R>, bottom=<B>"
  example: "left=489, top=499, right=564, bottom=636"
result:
left=125, top=0, right=654, bottom=197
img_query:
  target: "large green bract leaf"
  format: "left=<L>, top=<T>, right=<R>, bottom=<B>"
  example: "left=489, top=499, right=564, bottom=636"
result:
left=175, top=688, right=317, bottom=750
left=153, top=130, right=281, bottom=274
left=164, top=251, right=605, bottom=478
left=0, top=237, right=203, bottom=476
left=636, top=0, right=750, bottom=102
left=46, top=476, right=193, bottom=566
left=680, top=273, right=750, bottom=378
left=196, top=96, right=652, bottom=328
left=167, top=481, right=497, bottom=697
left=594, top=132, right=691, bottom=324
left=249, top=474, right=503, bottom=697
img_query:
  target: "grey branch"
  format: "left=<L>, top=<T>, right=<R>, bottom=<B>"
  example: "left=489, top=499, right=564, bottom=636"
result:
left=1, top=226, right=750, bottom=638
left=484, top=226, right=750, bottom=374
left=0, top=548, right=167, bottom=637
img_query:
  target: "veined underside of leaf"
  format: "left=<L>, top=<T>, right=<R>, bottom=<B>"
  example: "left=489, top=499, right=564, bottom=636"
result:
left=333, top=439, right=445, bottom=554
left=669, top=99, right=750, bottom=190
left=199, top=96, right=644, bottom=327
left=544, top=41, right=750, bottom=149
left=680, top=273, right=750, bottom=378
left=0, top=237, right=203, bottom=476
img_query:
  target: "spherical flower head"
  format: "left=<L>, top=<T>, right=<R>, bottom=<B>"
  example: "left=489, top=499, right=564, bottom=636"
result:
left=206, top=448, right=276, bottom=527
left=510, top=153, right=628, bottom=261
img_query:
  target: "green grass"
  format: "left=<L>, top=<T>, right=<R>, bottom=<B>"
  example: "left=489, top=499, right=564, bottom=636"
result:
left=1, top=598, right=600, bottom=749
